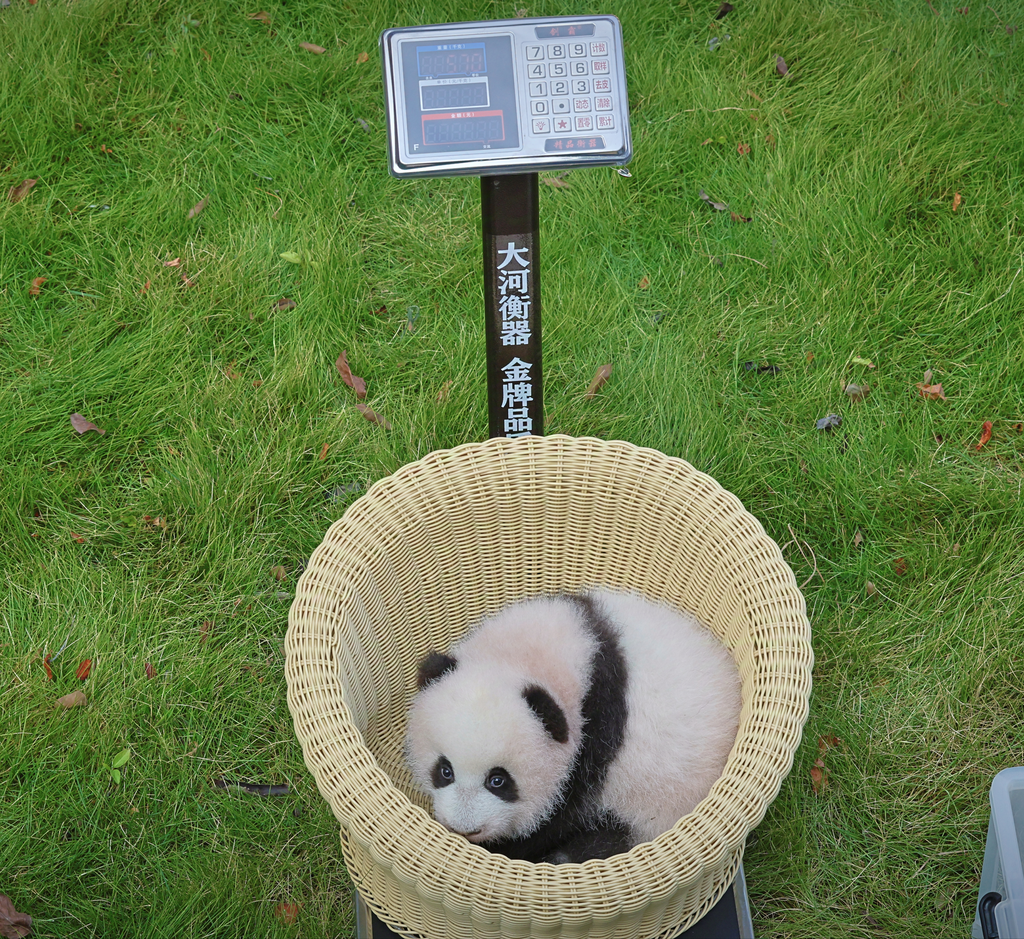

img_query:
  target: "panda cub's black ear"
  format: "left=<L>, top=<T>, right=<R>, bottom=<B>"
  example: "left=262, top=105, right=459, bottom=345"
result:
left=416, top=652, right=458, bottom=690
left=523, top=685, right=569, bottom=744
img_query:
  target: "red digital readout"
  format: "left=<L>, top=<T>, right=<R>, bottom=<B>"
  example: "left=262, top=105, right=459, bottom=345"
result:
left=421, top=110, right=505, bottom=146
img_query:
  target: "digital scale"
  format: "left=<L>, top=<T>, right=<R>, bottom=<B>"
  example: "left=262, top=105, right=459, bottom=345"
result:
left=381, top=16, right=632, bottom=178
left=366, top=20, right=752, bottom=937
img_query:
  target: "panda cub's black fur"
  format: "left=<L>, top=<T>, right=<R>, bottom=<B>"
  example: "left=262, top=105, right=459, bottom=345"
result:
left=405, top=589, right=741, bottom=864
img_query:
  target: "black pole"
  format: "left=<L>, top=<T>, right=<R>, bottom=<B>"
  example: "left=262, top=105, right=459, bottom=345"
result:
left=481, top=174, right=542, bottom=439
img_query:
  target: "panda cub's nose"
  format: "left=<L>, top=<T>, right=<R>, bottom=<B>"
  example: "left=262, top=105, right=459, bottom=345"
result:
left=445, top=824, right=482, bottom=837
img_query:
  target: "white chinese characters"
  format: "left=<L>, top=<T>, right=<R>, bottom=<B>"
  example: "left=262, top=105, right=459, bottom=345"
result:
left=501, top=357, right=533, bottom=437
left=496, top=240, right=532, bottom=348
left=495, top=239, right=536, bottom=436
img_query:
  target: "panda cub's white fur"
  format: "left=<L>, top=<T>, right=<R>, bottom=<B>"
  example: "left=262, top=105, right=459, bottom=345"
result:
left=405, top=588, right=741, bottom=864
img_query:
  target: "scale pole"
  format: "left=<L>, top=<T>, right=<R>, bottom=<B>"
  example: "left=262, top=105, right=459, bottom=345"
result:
left=481, top=174, right=542, bottom=439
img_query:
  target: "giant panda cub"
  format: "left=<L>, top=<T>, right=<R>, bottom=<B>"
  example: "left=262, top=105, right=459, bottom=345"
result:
left=405, top=588, right=742, bottom=864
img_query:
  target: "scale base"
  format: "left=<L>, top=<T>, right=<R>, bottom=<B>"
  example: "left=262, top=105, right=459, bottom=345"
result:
left=353, top=861, right=754, bottom=939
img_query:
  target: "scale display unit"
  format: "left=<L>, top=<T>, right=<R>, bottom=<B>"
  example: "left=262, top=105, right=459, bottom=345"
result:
left=381, top=16, right=635, bottom=439
left=381, top=15, right=632, bottom=178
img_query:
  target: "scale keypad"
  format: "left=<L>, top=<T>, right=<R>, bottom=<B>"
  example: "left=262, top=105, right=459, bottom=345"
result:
left=524, top=39, right=617, bottom=138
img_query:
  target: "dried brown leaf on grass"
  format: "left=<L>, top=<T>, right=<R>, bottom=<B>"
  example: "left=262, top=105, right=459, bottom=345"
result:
left=187, top=197, right=208, bottom=219
left=810, top=759, right=828, bottom=793
left=145, top=662, right=157, bottom=679
left=819, top=734, right=841, bottom=753
left=248, top=11, right=271, bottom=24
left=844, top=383, right=870, bottom=402
left=737, top=142, right=751, bottom=156
left=585, top=363, right=613, bottom=399
left=357, top=52, right=369, bottom=63
left=776, top=55, right=789, bottom=76
left=56, top=690, right=87, bottom=708
left=28, top=277, right=45, bottom=297
left=356, top=402, right=392, bottom=429
left=335, top=351, right=367, bottom=398
left=952, top=192, right=962, bottom=212
left=916, top=382, right=947, bottom=401
left=810, top=733, right=841, bottom=794
left=275, top=903, right=300, bottom=925
left=273, top=297, right=296, bottom=311
left=638, top=276, right=650, bottom=289
left=976, top=420, right=993, bottom=450
left=0, top=893, right=32, bottom=938
left=300, top=42, right=326, bottom=54
left=71, top=413, right=106, bottom=435
left=7, top=179, right=37, bottom=204
left=542, top=174, right=570, bottom=188
left=318, top=442, right=329, bottom=461
left=75, top=659, right=92, bottom=680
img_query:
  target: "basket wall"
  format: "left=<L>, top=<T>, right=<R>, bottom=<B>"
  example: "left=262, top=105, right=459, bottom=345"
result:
left=286, top=435, right=813, bottom=939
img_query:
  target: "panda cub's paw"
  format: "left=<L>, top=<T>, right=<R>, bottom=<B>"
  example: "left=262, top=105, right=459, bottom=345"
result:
left=540, top=822, right=634, bottom=864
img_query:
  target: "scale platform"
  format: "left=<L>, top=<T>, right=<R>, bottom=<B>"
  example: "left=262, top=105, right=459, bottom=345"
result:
left=354, top=862, right=754, bottom=939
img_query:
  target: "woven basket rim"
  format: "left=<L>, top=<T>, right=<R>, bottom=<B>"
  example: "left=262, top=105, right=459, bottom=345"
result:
left=286, top=434, right=813, bottom=938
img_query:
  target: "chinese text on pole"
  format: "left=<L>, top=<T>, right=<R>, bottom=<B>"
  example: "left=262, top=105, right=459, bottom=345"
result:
left=496, top=239, right=534, bottom=437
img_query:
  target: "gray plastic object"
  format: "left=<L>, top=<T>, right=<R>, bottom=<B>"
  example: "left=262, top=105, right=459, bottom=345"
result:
left=973, top=767, right=1024, bottom=939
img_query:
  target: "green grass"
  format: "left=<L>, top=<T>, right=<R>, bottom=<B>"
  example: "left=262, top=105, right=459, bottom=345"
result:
left=1, top=0, right=1022, bottom=935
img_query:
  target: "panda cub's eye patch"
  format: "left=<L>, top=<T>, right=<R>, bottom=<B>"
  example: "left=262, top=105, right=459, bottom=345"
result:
left=431, top=756, right=454, bottom=788
left=484, top=766, right=519, bottom=803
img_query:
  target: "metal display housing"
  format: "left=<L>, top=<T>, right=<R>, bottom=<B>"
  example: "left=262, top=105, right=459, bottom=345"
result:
left=381, top=15, right=632, bottom=178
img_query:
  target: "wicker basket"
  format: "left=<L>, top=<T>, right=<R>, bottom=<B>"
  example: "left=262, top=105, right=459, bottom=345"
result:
left=286, top=435, right=812, bottom=939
